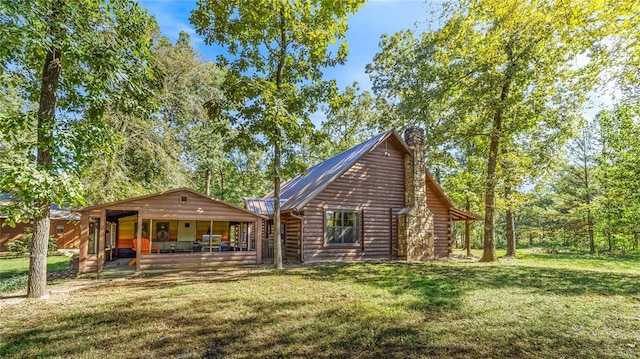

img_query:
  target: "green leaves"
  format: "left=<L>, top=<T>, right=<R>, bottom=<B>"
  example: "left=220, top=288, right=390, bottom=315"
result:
left=0, top=0, right=158, bottom=220
left=191, top=0, right=365, bottom=174
left=367, top=0, right=640, bottom=258
left=0, top=158, right=84, bottom=226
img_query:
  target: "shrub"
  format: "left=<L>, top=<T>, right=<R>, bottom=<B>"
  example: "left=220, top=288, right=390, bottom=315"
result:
left=6, top=228, right=57, bottom=255
left=0, top=274, right=28, bottom=293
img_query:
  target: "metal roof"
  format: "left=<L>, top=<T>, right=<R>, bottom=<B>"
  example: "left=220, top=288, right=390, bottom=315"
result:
left=0, top=202, right=80, bottom=221
left=265, top=129, right=408, bottom=212
left=244, top=197, right=288, bottom=216
left=247, top=128, right=480, bottom=221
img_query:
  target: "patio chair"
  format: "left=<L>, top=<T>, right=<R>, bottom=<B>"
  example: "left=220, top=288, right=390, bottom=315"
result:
left=129, top=238, right=161, bottom=266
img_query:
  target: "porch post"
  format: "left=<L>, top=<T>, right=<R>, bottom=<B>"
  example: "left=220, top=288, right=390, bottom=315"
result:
left=465, top=219, right=471, bottom=257
left=79, top=212, right=89, bottom=273
left=136, top=209, right=143, bottom=272
left=149, top=218, right=154, bottom=246
left=98, top=209, right=106, bottom=273
left=247, top=222, right=252, bottom=252
left=209, top=220, right=213, bottom=252
left=448, top=212, right=453, bottom=256
left=256, top=220, right=262, bottom=264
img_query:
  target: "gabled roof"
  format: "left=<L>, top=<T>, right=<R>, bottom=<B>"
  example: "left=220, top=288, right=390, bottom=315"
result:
left=266, top=129, right=411, bottom=212
left=250, top=128, right=479, bottom=221
left=77, top=187, right=266, bottom=219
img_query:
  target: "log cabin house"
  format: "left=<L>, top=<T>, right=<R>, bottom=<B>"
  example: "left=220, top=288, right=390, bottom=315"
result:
left=6, top=127, right=477, bottom=271
left=76, top=188, right=266, bottom=273
left=245, top=127, right=480, bottom=263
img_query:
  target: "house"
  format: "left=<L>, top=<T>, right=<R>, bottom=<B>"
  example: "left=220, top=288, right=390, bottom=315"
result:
left=8, top=127, right=477, bottom=271
left=245, top=127, right=479, bottom=263
left=76, top=188, right=266, bottom=273
left=0, top=198, right=80, bottom=252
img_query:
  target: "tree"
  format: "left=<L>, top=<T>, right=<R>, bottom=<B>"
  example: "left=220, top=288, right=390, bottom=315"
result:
left=155, top=32, right=228, bottom=196
left=597, top=106, right=640, bottom=251
left=318, top=83, right=383, bottom=158
left=81, top=32, right=229, bottom=204
left=556, top=121, right=601, bottom=252
left=368, top=0, right=638, bottom=261
left=0, top=0, right=157, bottom=297
left=191, top=0, right=365, bottom=268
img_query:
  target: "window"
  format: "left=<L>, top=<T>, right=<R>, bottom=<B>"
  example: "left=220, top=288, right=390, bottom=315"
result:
left=180, top=195, right=188, bottom=203
left=88, top=219, right=100, bottom=255
left=325, top=211, right=358, bottom=244
left=56, top=225, right=64, bottom=234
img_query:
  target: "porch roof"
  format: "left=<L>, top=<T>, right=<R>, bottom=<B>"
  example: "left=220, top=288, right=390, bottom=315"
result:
left=425, top=171, right=482, bottom=221
left=77, top=188, right=267, bottom=220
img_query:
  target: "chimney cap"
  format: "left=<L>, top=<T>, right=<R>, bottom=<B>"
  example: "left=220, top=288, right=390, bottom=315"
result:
left=404, top=126, right=425, bottom=146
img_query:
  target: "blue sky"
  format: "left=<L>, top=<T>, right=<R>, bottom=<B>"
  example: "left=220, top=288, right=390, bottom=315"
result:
left=138, top=0, right=612, bottom=123
left=139, top=0, right=434, bottom=116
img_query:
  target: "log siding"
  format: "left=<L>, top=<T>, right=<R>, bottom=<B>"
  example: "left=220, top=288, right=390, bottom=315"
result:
left=302, top=139, right=406, bottom=262
left=284, top=215, right=302, bottom=262
left=138, top=252, right=256, bottom=270
left=426, top=183, right=453, bottom=257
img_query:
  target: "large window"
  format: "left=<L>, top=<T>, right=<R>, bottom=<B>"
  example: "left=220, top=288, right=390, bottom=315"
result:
left=325, top=211, right=358, bottom=244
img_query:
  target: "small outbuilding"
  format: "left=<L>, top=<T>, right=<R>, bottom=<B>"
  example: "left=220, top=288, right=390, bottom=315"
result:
left=76, top=188, right=266, bottom=273
left=0, top=201, right=80, bottom=252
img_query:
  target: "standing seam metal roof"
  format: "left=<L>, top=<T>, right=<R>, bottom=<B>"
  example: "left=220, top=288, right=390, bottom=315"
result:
left=265, top=129, right=402, bottom=211
left=244, top=198, right=287, bottom=216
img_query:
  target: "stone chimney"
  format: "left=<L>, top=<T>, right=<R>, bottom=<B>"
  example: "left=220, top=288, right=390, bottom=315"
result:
left=402, top=127, right=435, bottom=261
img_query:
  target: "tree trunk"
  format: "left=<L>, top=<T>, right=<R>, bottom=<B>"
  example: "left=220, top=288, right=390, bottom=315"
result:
left=29, top=206, right=50, bottom=298
left=29, top=47, right=62, bottom=298
left=607, top=230, right=612, bottom=251
left=273, top=142, right=283, bottom=269
left=634, top=232, right=638, bottom=250
left=465, top=220, right=471, bottom=257
left=587, top=209, right=594, bottom=253
left=529, top=233, right=533, bottom=246
left=582, top=152, right=595, bottom=253
left=205, top=168, right=211, bottom=196
left=219, top=168, right=225, bottom=195
left=505, top=208, right=516, bottom=257
left=272, top=5, right=286, bottom=270
left=480, top=70, right=512, bottom=262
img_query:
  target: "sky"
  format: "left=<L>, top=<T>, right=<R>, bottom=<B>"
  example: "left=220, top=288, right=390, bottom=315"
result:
left=139, top=0, right=435, bottom=123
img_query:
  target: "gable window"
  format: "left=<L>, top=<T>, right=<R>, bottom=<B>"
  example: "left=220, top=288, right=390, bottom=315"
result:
left=56, top=225, right=64, bottom=234
left=325, top=211, right=358, bottom=244
left=180, top=195, right=188, bottom=203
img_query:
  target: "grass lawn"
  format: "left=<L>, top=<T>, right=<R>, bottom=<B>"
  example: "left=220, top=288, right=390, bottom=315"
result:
left=0, top=254, right=72, bottom=293
left=1, top=254, right=639, bottom=358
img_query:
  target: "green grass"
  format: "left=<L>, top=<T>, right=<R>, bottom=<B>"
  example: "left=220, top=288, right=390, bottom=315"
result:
left=454, top=247, right=640, bottom=272
left=1, top=255, right=639, bottom=358
left=0, top=255, right=71, bottom=293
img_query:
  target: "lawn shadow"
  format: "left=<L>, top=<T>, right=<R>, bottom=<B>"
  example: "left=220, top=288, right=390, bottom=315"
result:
left=1, top=261, right=639, bottom=358
left=293, top=261, right=640, bottom=313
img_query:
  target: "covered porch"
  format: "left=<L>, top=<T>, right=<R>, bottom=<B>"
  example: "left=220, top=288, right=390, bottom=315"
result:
left=449, top=207, right=482, bottom=257
left=77, top=188, right=266, bottom=273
